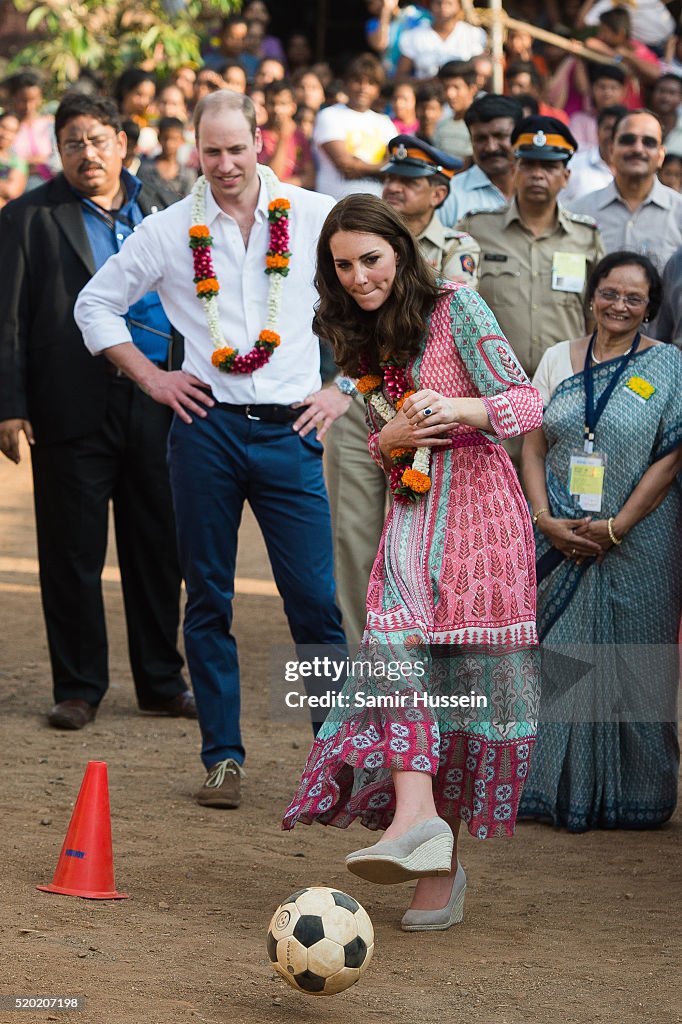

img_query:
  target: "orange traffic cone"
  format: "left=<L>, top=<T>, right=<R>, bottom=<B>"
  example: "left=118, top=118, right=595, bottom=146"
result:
left=37, top=760, right=128, bottom=900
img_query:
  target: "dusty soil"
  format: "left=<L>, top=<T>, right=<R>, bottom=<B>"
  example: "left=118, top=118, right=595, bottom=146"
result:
left=1, top=444, right=681, bottom=1024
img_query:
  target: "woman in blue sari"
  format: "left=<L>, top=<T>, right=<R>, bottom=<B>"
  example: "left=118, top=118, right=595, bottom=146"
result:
left=519, top=252, right=682, bottom=831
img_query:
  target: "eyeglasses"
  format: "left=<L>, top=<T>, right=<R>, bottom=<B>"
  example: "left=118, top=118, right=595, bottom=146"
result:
left=61, top=134, right=116, bottom=155
left=615, top=133, right=659, bottom=149
left=595, top=288, right=648, bottom=308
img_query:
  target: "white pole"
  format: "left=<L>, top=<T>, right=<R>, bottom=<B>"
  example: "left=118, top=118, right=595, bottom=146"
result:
left=490, top=0, right=504, bottom=94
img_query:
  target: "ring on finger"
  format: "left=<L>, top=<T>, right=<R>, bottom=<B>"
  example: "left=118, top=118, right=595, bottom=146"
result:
left=570, top=547, right=577, bottom=556
left=423, top=407, right=433, bottom=418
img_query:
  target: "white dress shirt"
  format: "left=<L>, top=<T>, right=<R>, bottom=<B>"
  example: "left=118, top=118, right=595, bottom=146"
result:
left=566, top=177, right=682, bottom=273
left=559, top=146, right=613, bottom=205
left=75, top=169, right=335, bottom=404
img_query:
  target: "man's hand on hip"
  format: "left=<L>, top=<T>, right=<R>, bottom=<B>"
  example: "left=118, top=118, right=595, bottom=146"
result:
left=0, top=418, right=34, bottom=463
left=99, top=344, right=215, bottom=425
left=142, top=369, right=215, bottom=425
left=292, top=386, right=352, bottom=441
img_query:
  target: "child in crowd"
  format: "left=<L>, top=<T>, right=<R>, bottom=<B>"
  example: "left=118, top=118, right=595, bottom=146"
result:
left=505, top=61, right=571, bottom=125
left=194, top=67, right=228, bottom=103
left=248, top=87, right=268, bottom=127
left=292, top=70, right=326, bottom=113
left=415, top=82, right=444, bottom=143
left=433, top=60, right=478, bottom=161
left=156, top=83, right=188, bottom=122
left=391, top=79, right=419, bottom=133
left=254, top=58, right=286, bottom=89
left=137, top=117, right=197, bottom=198
left=116, top=68, right=157, bottom=154
left=259, top=79, right=315, bottom=188
left=172, top=65, right=197, bottom=107
left=0, top=110, right=27, bottom=207
left=659, top=152, right=682, bottom=192
left=294, top=104, right=316, bottom=140
left=5, top=71, right=58, bottom=189
left=121, top=119, right=141, bottom=174
left=220, top=62, right=248, bottom=94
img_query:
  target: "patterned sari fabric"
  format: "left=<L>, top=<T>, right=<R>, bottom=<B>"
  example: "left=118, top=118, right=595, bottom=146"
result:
left=519, top=344, right=682, bottom=831
left=283, top=285, right=543, bottom=840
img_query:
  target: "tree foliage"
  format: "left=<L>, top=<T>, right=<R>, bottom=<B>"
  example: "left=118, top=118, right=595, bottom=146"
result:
left=9, top=0, right=238, bottom=87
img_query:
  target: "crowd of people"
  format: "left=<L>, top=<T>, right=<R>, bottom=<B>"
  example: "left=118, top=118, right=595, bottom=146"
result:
left=0, top=0, right=680, bottom=933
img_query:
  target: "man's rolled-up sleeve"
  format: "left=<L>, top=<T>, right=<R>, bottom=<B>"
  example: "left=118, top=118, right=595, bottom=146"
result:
left=74, top=215, right=165, bottom=356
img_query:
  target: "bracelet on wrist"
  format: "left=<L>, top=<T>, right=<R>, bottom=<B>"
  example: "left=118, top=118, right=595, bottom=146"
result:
left=607, top=517, right=623, bottom=545
left=532, top=506, right=549, bottom=525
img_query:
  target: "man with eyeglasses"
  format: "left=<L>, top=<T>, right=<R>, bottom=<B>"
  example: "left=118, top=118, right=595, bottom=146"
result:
left=566, top=109, right=682, bottom=273
left=0, top=92, right=195, bottom=730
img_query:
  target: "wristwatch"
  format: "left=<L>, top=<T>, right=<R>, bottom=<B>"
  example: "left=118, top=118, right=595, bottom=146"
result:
left=334, top=375, right=356, bottom=396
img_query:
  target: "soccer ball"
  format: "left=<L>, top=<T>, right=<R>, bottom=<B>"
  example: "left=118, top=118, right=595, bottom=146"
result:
left=266, top=886, right=374, bottom=996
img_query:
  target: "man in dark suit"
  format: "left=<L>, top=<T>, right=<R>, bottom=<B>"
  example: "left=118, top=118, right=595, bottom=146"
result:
left=0, top=92, right=195, bottom=729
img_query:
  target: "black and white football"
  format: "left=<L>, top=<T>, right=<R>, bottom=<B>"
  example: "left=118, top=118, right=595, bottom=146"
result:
left=266, top=886, right=374, bottom=996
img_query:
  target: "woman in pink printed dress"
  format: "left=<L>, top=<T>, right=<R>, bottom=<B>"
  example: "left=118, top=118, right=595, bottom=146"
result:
left=282, top=195, right=543, bottom=930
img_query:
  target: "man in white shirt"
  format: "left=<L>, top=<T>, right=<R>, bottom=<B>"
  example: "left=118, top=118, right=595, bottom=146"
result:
left=397, top=0, right=486, bottom=80
left=75, top=91, right=349, bottom=809
left=313, top=53, right=395, bottom=200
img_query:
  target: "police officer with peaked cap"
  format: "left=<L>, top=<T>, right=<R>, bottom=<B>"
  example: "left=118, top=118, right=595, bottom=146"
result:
left=381, top=134, right=480, bottom=287
left=459, top=114, right=604, bottom=379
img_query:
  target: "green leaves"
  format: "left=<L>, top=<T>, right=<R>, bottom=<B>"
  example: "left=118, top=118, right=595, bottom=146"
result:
left=8, top=0, right=237, bottom=88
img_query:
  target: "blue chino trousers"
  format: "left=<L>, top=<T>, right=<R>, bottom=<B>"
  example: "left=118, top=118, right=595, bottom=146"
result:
left=168, top=408, right=346, bottom=768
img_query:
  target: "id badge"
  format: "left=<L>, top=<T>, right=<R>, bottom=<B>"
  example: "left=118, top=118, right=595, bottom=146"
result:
left=569, top=451, right=606, bottom=512
left=552, top=252, right=586, bottom=293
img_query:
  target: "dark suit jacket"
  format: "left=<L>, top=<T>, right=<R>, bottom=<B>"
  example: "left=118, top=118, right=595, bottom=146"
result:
left=0, top=173, right=181, bottom=445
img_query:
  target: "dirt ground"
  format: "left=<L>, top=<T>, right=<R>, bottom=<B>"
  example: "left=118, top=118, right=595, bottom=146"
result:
left=1, top=443, right=681, bottom=1024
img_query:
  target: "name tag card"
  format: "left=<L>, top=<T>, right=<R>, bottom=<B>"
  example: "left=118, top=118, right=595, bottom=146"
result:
left=569, top=451, right=606, bottom=512
left=552, top=252, right=586, bottom=293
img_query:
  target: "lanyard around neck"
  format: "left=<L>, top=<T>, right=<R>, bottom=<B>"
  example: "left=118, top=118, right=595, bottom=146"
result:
left=583, top=330, right=640, bottom=453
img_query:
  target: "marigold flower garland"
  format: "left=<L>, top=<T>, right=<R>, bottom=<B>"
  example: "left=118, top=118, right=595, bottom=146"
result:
left=356, top=362, right=431, bottom=501
left=189, top=166, right=291, bottom=373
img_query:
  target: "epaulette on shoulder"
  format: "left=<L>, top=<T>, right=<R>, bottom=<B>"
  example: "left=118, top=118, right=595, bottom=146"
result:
left=565, top=209, right=599, bottom=229
left=465, top=205, right=507, bottom=220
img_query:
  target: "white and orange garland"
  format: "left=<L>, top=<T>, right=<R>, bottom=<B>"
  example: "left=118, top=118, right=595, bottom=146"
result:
left=189, top=166, right=291, bottom=374
left=356, top=363, right=431, bottom=501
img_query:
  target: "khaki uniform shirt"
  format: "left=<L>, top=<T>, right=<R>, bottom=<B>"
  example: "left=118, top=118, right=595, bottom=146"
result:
left=417, top=214, right=480, bottom=288
left=459, top=199, right=604, bottom=376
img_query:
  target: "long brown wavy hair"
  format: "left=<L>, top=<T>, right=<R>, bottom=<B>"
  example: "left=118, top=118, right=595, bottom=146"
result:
left=313, top=194, right=444, bottom=375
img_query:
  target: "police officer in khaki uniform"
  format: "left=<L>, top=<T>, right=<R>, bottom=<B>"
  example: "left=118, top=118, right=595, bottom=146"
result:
left=381, top=135, right=480, bottom=286
left=325, top=136, right=480, bottom=643
left=459, top=116, right=604, bottom=379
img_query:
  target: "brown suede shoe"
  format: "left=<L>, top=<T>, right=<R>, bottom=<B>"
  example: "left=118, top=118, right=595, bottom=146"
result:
left=196, top=758, right=244, bottom=809
left=47, top=699, right=97, bottom=730
left=138, top=691, right=198, bottom=719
